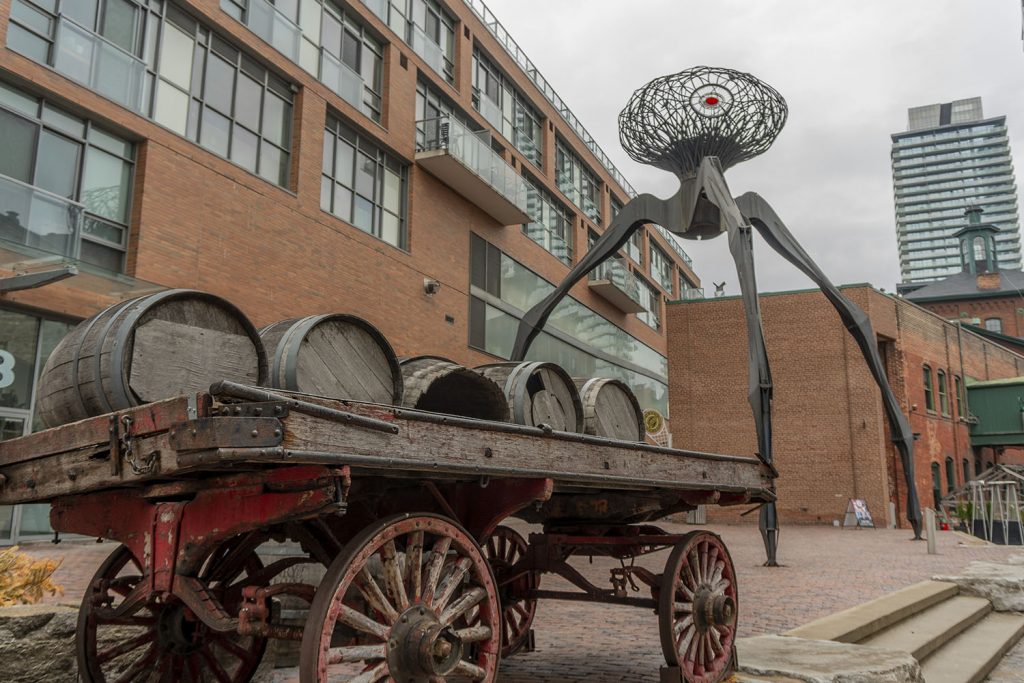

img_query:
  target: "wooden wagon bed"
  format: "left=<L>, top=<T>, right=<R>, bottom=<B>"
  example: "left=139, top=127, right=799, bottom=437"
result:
left=0, top=382, right=775, bottom=683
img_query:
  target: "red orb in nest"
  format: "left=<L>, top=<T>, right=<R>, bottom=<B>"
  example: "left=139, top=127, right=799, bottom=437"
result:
left=705, top=95, right=720, bottom=106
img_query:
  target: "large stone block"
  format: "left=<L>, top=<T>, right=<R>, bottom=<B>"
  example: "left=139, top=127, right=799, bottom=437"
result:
left=0, top=604, right=78, bottom=683
left=934, top=561, right=1024, bottom=611
left=736, top=635, right=924, bottom=683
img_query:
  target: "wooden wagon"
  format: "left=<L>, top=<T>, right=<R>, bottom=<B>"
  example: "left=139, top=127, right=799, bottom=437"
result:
left=0, top=380, right=775, bottom=683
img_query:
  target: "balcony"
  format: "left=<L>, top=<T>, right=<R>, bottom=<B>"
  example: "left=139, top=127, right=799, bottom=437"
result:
left=360, top=0, right=389, bottom=23
left=410, top=24, right=447, bottom=79
left=653, top=224, right=694, bottom=268
left=52, top=16, right=146, bottom=113
left=416, top=117, right=530, bottom=225
left=588, top=258, right=644, bottom=313
left=683, top=287, right=706, bottom=301
left=242, top=0, right=301, bottom=62
left=524, top=222, right=572, bottom=266
left=320, top=51, right=365, bottom=115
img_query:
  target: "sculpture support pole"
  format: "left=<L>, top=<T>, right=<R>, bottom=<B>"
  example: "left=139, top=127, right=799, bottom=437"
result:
left=726, top=221, right=779, bottom=566
left=735, top=192, right=923, bottom=539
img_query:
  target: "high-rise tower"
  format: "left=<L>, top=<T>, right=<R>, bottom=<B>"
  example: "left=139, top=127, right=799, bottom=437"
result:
left=892, top=97, right=1022, bottom=288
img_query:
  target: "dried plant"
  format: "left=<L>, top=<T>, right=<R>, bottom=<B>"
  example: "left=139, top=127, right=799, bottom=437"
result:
left=0, top=545, right=64, bottom=606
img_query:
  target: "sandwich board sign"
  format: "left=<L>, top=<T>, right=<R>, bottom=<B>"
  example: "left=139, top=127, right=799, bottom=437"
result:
left=843, top=499, right=874, bottom=529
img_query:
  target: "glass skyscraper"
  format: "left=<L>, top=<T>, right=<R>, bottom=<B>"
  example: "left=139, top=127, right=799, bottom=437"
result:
left=892, top=97, right=1021, bottom=285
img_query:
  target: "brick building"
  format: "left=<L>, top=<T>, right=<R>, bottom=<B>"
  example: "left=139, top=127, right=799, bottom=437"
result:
left=0, top=0, right=698, bottom=542
left=667, top=285, right=1024, bottom=529
left=904, top=207, right=1024, bottom=346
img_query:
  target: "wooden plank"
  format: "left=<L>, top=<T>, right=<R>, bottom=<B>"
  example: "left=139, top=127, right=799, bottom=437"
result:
left=0, top=395, right=197, bottom=467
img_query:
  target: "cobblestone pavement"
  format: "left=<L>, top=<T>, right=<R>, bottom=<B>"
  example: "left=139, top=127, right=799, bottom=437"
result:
left=17, top=521, right=1024, bottom=681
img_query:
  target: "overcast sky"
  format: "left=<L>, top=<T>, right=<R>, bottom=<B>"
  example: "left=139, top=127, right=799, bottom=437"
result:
left=484, top=0, right=1024, bottom=294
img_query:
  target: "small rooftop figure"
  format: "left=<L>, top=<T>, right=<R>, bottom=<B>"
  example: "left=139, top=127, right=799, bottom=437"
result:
left=618, top=66, right=788, bottom=176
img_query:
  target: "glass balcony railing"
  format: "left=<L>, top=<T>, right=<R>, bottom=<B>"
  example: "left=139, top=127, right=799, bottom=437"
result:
left=524, top=222, right=572, bottom=266
left=418, top=116, right=530, bottom=215
left=53, top=16, right=146, bottom=113
left=243, top=0, right=301, bottom=63
left=411, top=24, right=446, bottom=78
left=0, top=174, right=85, bottom=260
left=360, top=0, right=389, bottom=23
left=474, top=91, right=506, bottom=137
left=320, top=51, right=365, bottom=114
left=589, top=258, right=643, bottom=305
left=683, top=287, right=706, bottom=300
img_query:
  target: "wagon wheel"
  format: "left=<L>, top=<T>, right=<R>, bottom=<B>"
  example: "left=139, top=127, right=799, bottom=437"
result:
left=481, top=525, right=538, bottom=658
left=299, top=513, right=501, bottom=682
left=78, top=537, right=267, bottom=683
left=658, top=531, right=738, bottom=683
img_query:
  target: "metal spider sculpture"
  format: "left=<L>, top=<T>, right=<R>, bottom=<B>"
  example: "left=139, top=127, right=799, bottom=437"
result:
left=511, top=67, right=922, bottom=564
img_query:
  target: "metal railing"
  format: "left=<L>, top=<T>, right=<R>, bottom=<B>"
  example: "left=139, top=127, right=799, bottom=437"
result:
left=53, top=16, right=146, bottom=113
left=652, top=224, right=693, bottom=268
left=683, top=287, right=705, bottom=300
left=418, top=117, right=530, bottom=214
left=320, top=51, right=365, bottom=114
left=0, top=174, right=86, bottom=259
left=588, top=257, right=642, bottom=305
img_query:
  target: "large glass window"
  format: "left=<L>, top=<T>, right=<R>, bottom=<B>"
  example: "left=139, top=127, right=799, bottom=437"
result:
left=649, top=242, right=673, bottom=294
left=636, top=275, right=660, bottom=331
left=361, top=0, right=453, bottom=83
left=0, top=81, right=135, bottom=272
left=0, top=307, right=75, bottom=544
left=522, top=176, right=573, bottom=266
left=471, top=49, right=543, bottom=168
left=469, top=234, right=669, bottom=414
left=222, top=0, right=384, bottom=123
left=984, top=317, right=1003, bottom=333
left=555, top=138, right=602, bottom=224
left=9, top=1, right=295, bottom=188
left=322, top=115, right=407, bottom=249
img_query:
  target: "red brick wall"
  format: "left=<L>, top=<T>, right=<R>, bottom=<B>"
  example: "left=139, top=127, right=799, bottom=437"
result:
left=667, top=286, right=1024, bottom=528
left=916, top=297, right=1024, bottom=341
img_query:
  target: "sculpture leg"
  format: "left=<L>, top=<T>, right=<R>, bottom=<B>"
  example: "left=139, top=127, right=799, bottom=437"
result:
left=726, top=220, right=780, bottom=566
left=736, top=192, right=923, bottom=539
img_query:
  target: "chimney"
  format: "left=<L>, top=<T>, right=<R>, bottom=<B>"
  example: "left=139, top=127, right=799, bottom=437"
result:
left=976, top=272, right=1001, bottom=291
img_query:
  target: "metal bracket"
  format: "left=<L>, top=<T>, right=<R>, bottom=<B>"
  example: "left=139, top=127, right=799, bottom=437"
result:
left=215, top=401, right=290, bottom=419
left=169, top=417, right=284, bottom=451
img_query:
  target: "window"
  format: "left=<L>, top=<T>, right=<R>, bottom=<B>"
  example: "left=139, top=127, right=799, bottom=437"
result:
left=625, top=227, right=643, bottom=264
left=222, top=0, right=384, bottom=123
left=468, top=233, right=670, bottom=414
left=0, top=81, right=135, bottom=272
left=555, top=138, right=601, bottom=224
left=636, top=276, right=660, bottom=331
left=945, top=456, right=956, bottom=493
left=954, top=375, right=964, bottom=418
left=10, top=1, right=295, bottom=188
left=321, top=114, right=407, bottom=249
left=365, top=0, right=453, bottom=82
left=930, top=462, right=941, bottom=509
left=923, top=365, right=934, bottom=411
left=471, top=49, right=543, bottom=167
left=649, top=243, right=673, bottom=294
left=937, top=369, right=949, bottom=415
left=415, top=80, right=473, bottom=149
left=984, top=317, right=1003, bottom=333
left=522, top=176, right=573, bottom=266
left=962, top=458, right=970, bottom=485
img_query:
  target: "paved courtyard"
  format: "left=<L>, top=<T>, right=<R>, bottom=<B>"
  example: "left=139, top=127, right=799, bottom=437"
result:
left=17, top=520, right=1024, bottom=681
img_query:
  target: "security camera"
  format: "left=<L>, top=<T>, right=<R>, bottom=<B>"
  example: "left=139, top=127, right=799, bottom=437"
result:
left=423, top=278, right=441, bottom=296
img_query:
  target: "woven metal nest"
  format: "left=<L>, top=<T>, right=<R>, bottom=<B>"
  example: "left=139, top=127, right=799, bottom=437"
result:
left=619, top=66, right=788, bottom=176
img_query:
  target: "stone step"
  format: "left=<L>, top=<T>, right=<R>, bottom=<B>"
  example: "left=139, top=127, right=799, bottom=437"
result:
left=860, top=595, right=991, bottom=661
left=919, top=612, right=1024, bottom=683
left=784, top=580, right=959, bottom=643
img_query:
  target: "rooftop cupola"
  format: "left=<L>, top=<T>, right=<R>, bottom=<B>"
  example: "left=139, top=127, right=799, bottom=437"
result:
left=954, top=206, right=1000, bottom=275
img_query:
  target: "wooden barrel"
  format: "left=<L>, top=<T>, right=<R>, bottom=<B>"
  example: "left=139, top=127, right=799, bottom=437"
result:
left=36, top=289, right=267, bottom=428
left=475, top=361, right=584, bottom=433
left=574, top=378, right=644, bottom=441
left=399, top=356, right=508, bottom=421
left=260, top=314, right=402, bottom=405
